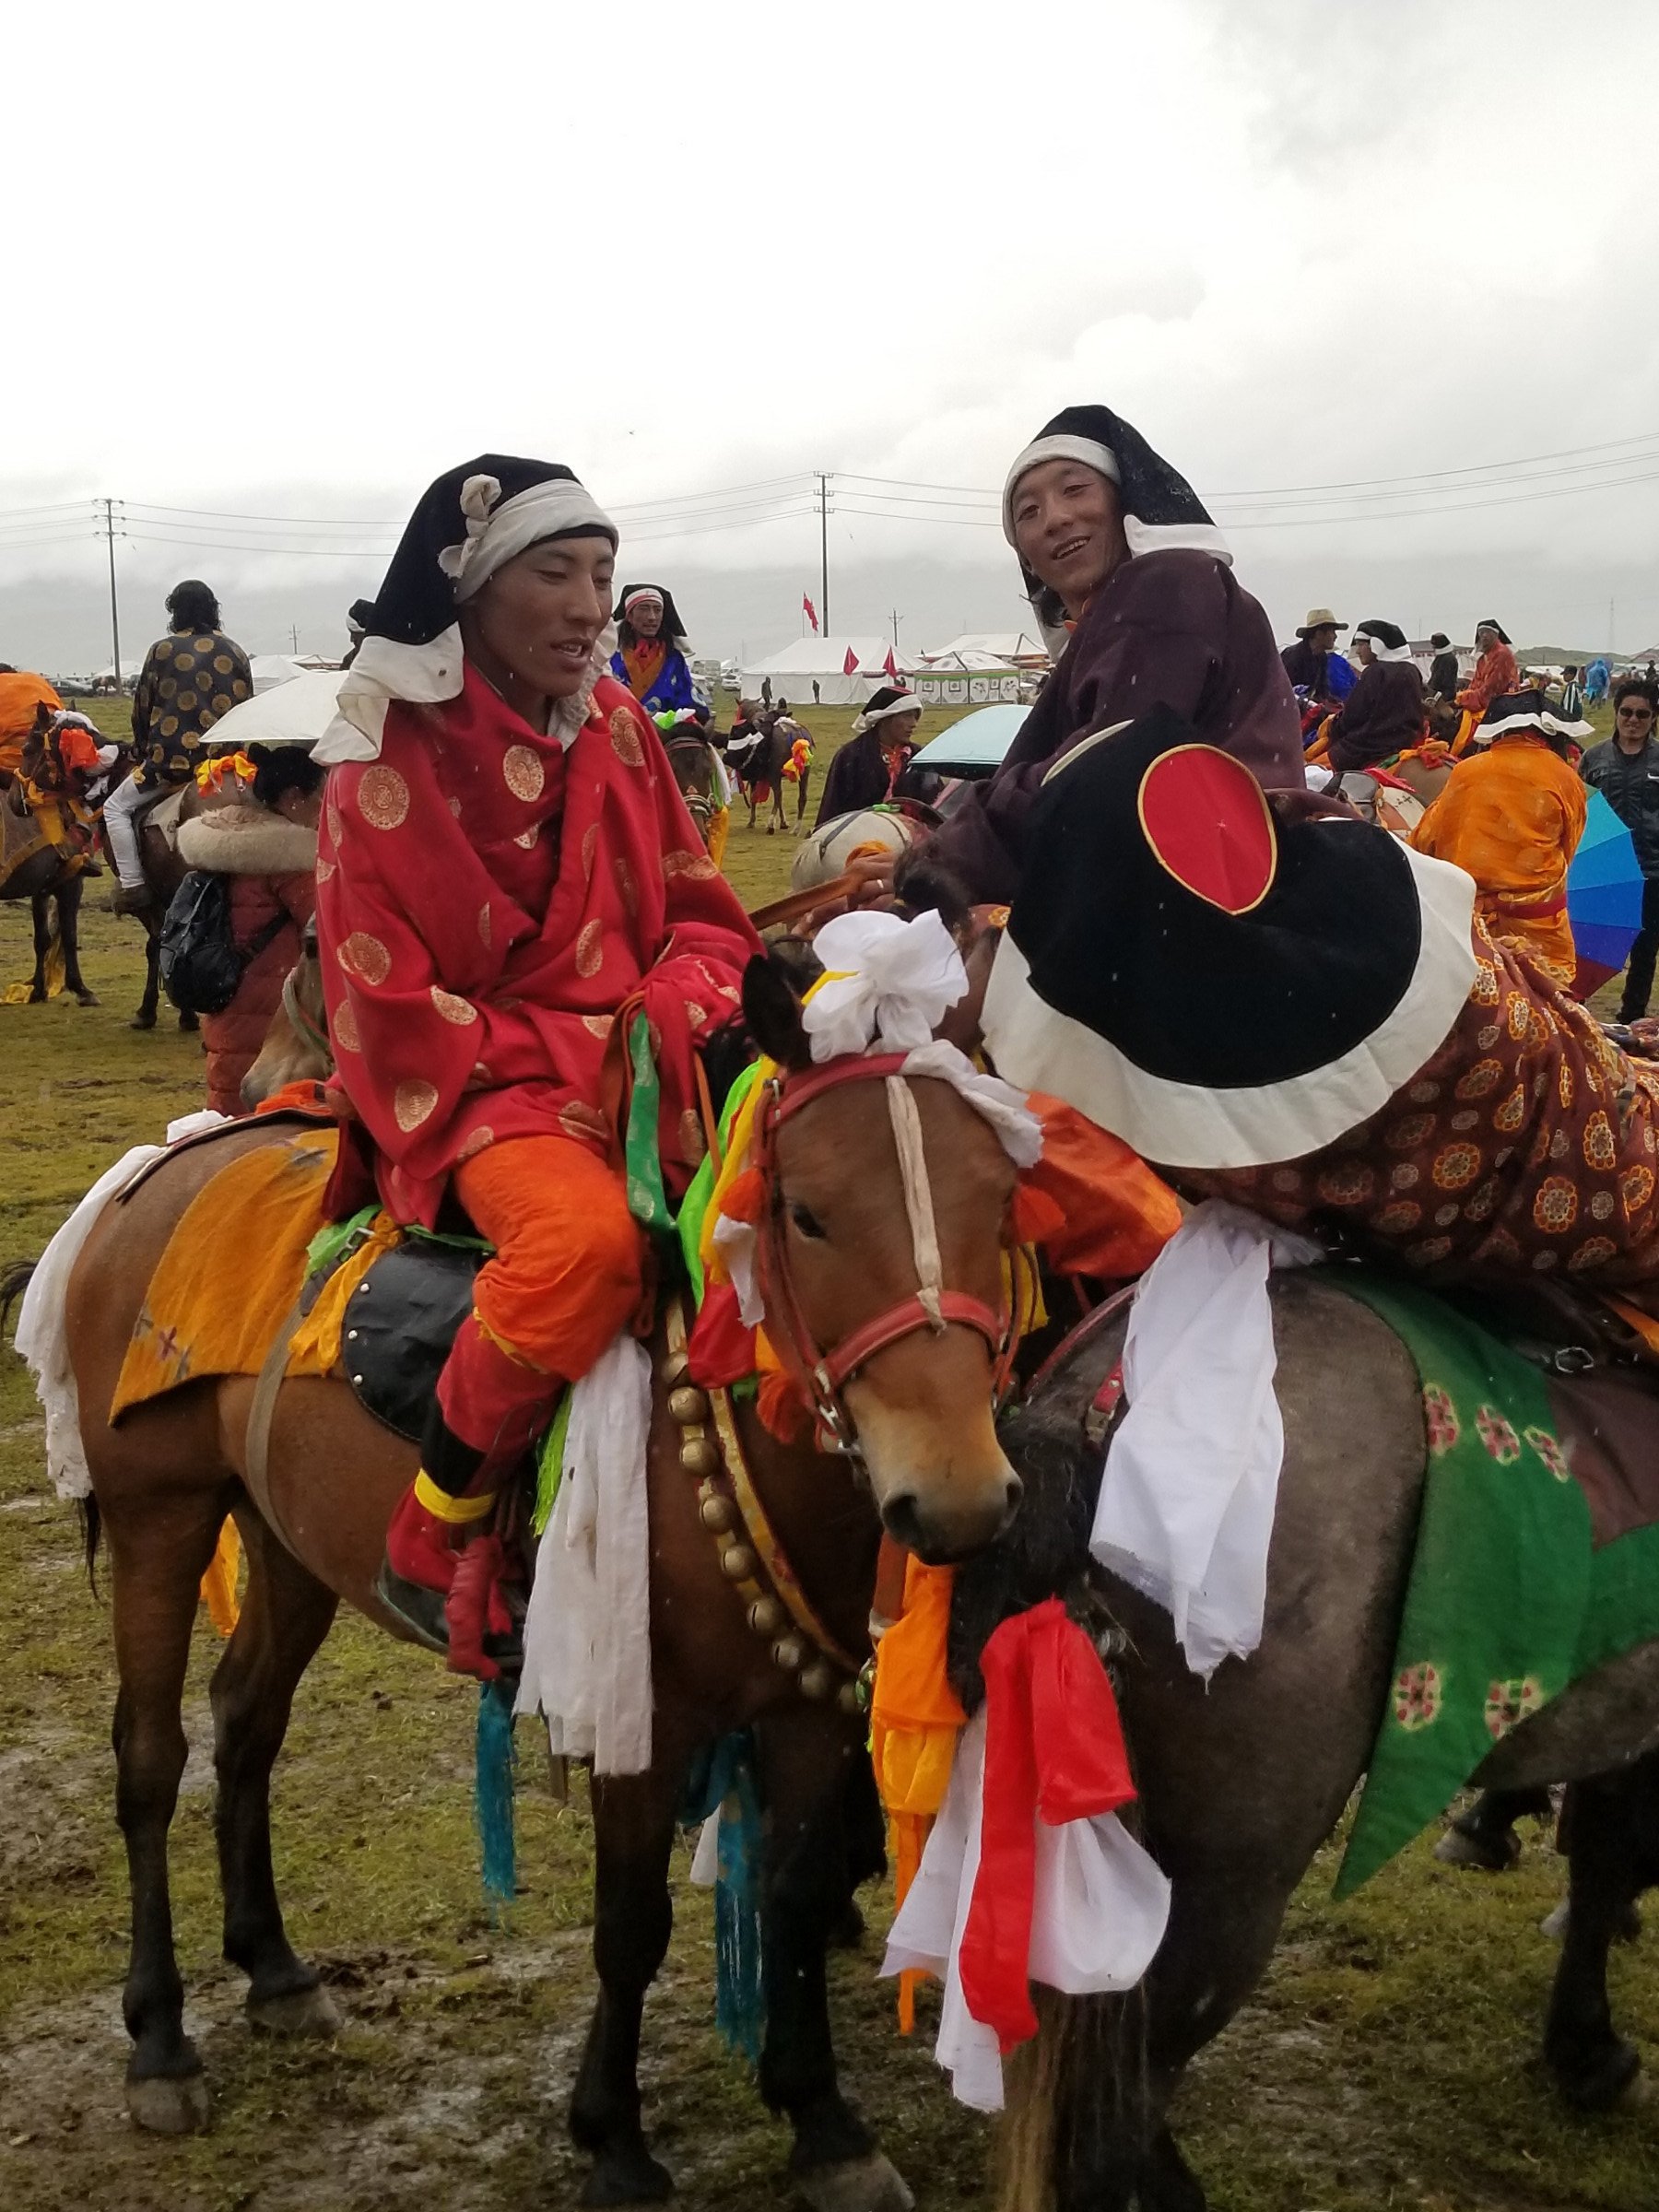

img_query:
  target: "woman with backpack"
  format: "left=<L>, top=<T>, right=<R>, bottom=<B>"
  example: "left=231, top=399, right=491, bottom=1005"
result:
left=172, top=744, right=323, bottom=1114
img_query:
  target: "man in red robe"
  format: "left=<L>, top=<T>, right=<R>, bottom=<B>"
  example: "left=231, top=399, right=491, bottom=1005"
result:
left=313, top=456, right=759, bottom=1669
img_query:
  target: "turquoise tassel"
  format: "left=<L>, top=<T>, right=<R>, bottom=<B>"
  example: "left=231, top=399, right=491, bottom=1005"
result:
left=475, top=1678, right=517, bottom=1910
left=682, top=1731, right=765, bottom=2064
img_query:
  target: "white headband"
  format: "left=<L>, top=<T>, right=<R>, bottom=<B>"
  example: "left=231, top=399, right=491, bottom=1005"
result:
left=622, top=588, right=664, bottom=618
left=1001, top=436, right=1121, bottom=543
left=440, top=473, right=617, bottom=603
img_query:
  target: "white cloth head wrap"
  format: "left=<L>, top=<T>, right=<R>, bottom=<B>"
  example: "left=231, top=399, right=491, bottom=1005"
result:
left=850, top=692, right=924, bottom=738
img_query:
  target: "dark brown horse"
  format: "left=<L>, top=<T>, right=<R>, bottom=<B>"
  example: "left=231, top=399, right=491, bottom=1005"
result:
left=0, top=711, right=103, bottom=1004
left=50, top=944, right=1020, bottom=2210
left=963, top=1274, right=1659, bottom=2212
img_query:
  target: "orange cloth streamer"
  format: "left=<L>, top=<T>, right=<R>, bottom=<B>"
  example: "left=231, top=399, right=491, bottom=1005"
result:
left=1025, top=1094, right=1182, bottom=1280
left=198, top=1516, right=241, bottom=1636
left=870, top=1556, right=966, bottom=2031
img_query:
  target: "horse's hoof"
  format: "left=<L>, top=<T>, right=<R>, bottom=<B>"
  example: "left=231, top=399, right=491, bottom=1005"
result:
left=74, top=990, right=100, bottom=1007
left=794, top=2153, right=915, bottom=2212
left=1541, top=1899, right=1570, bottom=1940
left=126, top=2068, right=213, bottom=2134
left=28, top=989, right=47, bottom=1005
left=1433, top=1825, right=1518, bottom=1872
left=579, top=2145, right=675, bottom=2206
left=247, top=1983, right=343, bottom=2037
left=179, top=1010, right=200, bottom=1033
left=1556, top=2038, right=1642, bottom=2113
left=130, top=1010, right=157, bottom=1031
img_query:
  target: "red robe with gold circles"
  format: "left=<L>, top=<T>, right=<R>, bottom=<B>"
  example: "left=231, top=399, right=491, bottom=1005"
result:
left=315, top=666, right=759, bottom=1229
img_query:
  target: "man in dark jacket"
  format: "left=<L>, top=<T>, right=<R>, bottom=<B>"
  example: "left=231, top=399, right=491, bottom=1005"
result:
left=1323, top=618, right=1426, bottom=773
left=1279, top=607, right=1355, bottom=706
left=1582, top=677, right=1659, bottom=1019
left=1425, top=632, right=1460, bottom=701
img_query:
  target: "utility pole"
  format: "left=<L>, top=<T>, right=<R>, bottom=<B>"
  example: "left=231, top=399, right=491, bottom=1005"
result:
left=889, top=608, right=901, bottom=653
left=102, top=498, right=122, bottom=685
left=290, top=624, right=300, bottom=654
left=817, top=473, right=830, bottom=641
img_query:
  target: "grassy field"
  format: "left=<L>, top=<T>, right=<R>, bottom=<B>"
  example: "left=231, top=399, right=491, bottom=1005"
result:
left=1, top=696, right=1656, bottom=2210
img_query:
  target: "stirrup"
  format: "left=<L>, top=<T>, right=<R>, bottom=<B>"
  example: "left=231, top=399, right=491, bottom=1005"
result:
left=372, top=1558, right=527, bottom=1675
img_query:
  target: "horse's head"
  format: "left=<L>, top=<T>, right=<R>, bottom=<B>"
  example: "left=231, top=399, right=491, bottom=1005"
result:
left=661, top=726, right=721, bottom=853
left=739, top=938, right=1024, bottom=1564
left=241, top=914, right=330, bottom=1108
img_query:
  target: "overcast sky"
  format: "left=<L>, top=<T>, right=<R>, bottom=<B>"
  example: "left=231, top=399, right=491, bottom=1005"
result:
left=9, top=0, right=1659, bottom=675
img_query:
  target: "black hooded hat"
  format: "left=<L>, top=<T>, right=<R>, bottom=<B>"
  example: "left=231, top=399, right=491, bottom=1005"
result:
left=615, top=582, right=689, bottom=650
left=315, top=454, right=618, bottom=764
left=1476, top=618, right=1512, bottom=647
left=354, top=455, right=616, bottom=648
left=1001, top=405, right=1230, bottom=632
left=979, top=703, right=1477, bottom=1169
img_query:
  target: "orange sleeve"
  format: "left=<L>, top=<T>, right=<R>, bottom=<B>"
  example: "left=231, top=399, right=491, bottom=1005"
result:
left=1026, top=1094, right=1182, bottom=1279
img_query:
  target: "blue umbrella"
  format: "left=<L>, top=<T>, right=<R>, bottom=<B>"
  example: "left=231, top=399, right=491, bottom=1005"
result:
left=912, top=703, right=1029, bottom=779
left=1569, top=789, right=1644, bottom=992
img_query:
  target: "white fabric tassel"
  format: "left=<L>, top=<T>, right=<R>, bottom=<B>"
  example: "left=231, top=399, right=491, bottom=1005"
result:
left=515, top=1332, right=654, bottom=1774
left=881, top=1712, right=1171, bottom=2112
left=1089, top=1200, right=1320, bottom=1678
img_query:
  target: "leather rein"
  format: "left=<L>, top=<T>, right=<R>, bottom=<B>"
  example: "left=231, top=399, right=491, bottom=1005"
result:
left=748, top=1051, right=1023, bottom=1454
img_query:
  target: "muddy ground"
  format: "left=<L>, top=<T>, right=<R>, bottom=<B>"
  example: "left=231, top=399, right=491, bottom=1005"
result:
left=2, top=709, right=1657, bottom=2210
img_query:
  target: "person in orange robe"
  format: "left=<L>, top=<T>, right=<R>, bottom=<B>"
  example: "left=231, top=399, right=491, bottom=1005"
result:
left=1455, top=618, right=1521, bottom=730
left=1409, top=688, right=1588, bottom=989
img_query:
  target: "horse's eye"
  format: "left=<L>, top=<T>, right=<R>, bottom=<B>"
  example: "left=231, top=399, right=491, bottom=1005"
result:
left=788, top=1201, right=827, bottom=1241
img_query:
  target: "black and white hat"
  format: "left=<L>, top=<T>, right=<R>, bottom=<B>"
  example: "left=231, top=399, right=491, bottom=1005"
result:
left=1478, top=688, right=1594, bottom=745
left=1002, top=405, right=1230, bottom=569
left=616, top=582, right=689, bottom=646
left=316, top=454, right=618, bottom=763
left=980, top=704, right=1477, bottom=1169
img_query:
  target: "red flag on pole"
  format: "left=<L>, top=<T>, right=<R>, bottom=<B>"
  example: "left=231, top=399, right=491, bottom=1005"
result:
left=884, top=648, right=899, bottom=680
left=802, top=593, right=818, bottom=633
left=842, top=647, right=859, bottom=676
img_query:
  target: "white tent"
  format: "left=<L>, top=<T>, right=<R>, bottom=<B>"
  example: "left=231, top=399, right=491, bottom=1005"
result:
left=921, top=630, right=1049, bottom=668
left=913, top=651, right=1021, bottom=707
left=738, top=636, right=915, bottom=707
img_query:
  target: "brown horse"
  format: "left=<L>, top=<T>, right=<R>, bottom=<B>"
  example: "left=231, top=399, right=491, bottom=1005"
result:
left=53, top=942, right=1021, bottom=2210
left=0, top=811, right=100, bottom=1004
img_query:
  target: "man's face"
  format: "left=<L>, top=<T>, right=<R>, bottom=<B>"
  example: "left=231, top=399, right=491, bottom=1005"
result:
left=1308, top=624, right=1338, bottom=655
left=628, top=595, right=665, bottom=640
left=1476, top=626, right=1497, bottom=653
left=1616, top=695, right=1655, bottom=750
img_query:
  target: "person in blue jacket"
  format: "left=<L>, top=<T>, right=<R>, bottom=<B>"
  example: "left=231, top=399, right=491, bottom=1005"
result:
left=610, top=583, right=696, bottom=713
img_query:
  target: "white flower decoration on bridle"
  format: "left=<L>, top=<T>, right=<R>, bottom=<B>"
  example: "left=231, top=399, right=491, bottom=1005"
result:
left=438, top=474, right=503, bottom=588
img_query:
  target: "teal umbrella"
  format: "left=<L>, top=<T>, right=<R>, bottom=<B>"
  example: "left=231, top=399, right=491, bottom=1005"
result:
left=1569, top=789, right=1645, bottom=994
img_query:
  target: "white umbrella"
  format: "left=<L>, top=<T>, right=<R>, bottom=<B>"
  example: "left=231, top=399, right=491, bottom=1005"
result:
left=204, top=668, right=344, bottom=749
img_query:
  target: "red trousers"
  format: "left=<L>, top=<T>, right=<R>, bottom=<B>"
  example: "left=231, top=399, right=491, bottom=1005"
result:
left=436, top=1135, right=643, bottom=1467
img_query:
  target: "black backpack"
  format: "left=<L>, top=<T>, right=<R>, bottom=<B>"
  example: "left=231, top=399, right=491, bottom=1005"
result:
left=159, top=870, right=287, bottom=1017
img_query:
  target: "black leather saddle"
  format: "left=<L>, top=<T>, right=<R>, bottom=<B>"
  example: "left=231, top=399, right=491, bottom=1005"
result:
left=325, top=1239, right=484, bottom=1443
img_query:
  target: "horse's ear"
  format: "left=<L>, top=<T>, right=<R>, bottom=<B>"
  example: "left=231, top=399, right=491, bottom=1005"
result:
left=742, top=949, right=814, bottom=1072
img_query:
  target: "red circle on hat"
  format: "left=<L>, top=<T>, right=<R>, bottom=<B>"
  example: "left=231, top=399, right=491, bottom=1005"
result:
left=1136, top=745, right=1277, bottom=914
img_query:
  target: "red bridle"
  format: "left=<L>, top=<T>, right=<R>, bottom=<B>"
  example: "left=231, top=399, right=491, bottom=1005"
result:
left=749, top=1051, right=1023, bottom=1453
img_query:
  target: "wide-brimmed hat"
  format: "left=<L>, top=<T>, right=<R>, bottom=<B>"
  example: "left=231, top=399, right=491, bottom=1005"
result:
left=1296, top=607, right=1348, bottom=636
left=979, top=706, right=1477, bottom=1169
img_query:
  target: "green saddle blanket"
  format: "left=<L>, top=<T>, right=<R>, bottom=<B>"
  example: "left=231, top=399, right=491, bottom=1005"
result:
left=1335, top=1272, right=1659, bottom=1894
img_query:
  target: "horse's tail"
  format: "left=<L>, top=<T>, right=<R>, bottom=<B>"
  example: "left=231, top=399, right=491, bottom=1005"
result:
left=0, top=1257, right=35, bottom=1337
left=995, top=1987, right=1152, bottom=2212
left=77, top=1492, right=103, bottom=1597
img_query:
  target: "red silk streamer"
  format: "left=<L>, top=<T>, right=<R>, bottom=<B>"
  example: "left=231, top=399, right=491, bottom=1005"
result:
left=958, top=1597, right=1136, bottom=2053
